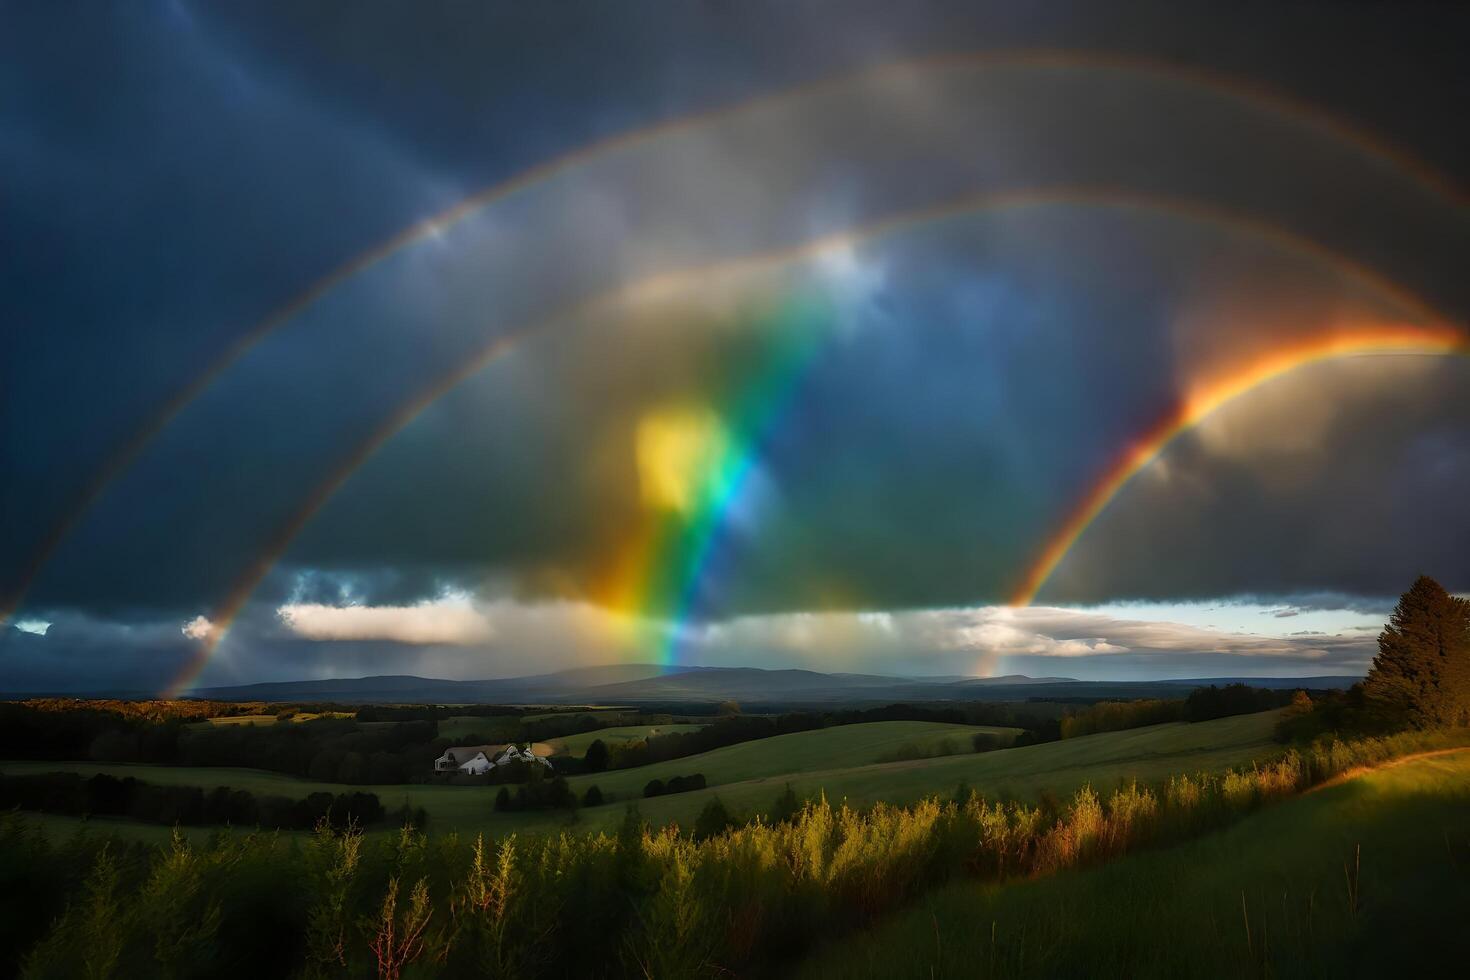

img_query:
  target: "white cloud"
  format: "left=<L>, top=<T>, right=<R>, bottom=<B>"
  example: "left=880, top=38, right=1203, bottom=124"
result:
left=181, top=615, right=219, bottom=641
left=14, top=619, right=50, bottom=636
left=681, top=601, right=1374, bottom=677
left=277, top=594, right=494, bottom=645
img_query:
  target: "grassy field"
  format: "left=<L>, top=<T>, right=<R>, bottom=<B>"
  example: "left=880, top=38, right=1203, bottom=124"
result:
left=546, top=723, right=707, bottom=756
left=2, top=712, right=1280, bottom=839
left=796, top=749, right=1470, bottom=978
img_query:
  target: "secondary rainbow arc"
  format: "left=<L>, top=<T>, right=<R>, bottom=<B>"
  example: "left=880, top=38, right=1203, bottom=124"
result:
left=6, top=47, right=1464, bottom=633
left=158, top=186, right=1460, bottom=695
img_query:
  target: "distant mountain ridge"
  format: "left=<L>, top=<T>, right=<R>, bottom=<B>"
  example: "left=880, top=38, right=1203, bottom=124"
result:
left=157, top=664, right=1363, bottom=706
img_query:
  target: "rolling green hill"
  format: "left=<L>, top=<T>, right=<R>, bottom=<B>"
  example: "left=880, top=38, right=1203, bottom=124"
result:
left=3, top=712, right=1278, bottom=838
left=796, top=748, right=1470, bottom=978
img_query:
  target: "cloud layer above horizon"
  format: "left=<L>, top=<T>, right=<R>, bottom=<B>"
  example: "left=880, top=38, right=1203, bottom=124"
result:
left=2, top=2, right=1466, bottom=692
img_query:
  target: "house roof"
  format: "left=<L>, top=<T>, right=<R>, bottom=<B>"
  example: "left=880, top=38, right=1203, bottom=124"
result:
left=441, top=744, right=505, bottom=764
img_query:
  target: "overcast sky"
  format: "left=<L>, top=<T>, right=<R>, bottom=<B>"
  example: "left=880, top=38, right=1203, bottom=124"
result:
left=3, top=2, right=1466, bottom=692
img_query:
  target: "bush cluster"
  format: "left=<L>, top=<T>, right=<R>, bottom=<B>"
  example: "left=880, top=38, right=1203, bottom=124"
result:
left=642, top=773, right=707, bottom=797
left=492, top=771, right=578, bottom=812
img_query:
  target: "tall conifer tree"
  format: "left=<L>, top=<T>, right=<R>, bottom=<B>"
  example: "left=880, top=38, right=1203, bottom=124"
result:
left=1364, top=576, right=1470, bottom=728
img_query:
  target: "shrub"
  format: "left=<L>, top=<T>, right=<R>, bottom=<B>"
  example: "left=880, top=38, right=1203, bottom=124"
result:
left=971, top=732, right=1007, bottom=752
left=664, top=773, right=707, bottom=794
left=770, top=783, right=802, bottom=824
left=643, top=779, right=665, bottom=798
left=692, top=797, right=733, bottom=841
left=876, top=738, right=961, bottom=763
left=582, top=785, right=605, bottom=807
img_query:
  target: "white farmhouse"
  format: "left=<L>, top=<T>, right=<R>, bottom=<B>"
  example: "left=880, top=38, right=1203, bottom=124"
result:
left=434, top=742, right=554, bottom=774
left=434, top=744, right=502, bottom=774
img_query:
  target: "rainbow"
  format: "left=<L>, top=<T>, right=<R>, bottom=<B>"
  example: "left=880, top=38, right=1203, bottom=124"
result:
left=1009, top=324, right=1470, bottom=607
left=6, top=47, right=1463, bottom=633
left=160, top=187, right=1455, bottom=695
left=603, top=298, right=832, bottom=664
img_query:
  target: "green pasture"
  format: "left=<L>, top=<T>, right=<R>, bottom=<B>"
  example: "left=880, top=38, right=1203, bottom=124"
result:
left=3, top=712, right=1281, bottom=840
left=797, top=749, right=1470, bottom=978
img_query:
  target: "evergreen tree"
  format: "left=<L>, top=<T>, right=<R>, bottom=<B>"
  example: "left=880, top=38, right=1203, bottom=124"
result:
left=1364, top=576, right=1470, bottom=728
left=583, top=738, right=609, bottom=773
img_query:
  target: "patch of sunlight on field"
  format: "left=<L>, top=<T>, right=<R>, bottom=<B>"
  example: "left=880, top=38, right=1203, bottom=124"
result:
left=198, top=714, right=277, bottom=727
left=795, top=748, right=1470, bottom=979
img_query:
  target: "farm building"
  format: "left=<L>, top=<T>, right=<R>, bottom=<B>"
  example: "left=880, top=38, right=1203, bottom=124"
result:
left=434, top=742, right=554, bottom=774
left=434, top=744, right=501, bottom=773
left=493, top=744, right=553, bottom=769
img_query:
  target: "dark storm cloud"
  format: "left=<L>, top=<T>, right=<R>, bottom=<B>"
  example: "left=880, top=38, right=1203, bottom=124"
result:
left=1045, top=357, right=1470, bottom=603
left=14, top=53, right=1461, bottom=616
left=0, top=612, right=197, bottom=694
left=2, top=2, right=1466, bottom=690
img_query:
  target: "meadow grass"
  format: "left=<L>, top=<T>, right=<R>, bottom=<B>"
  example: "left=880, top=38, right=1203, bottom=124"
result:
left=0, top=713, right=1275, bottom=838
left=794, top=749, right=1470, bottom=978
left=11, top=725, right=1461, bottom=978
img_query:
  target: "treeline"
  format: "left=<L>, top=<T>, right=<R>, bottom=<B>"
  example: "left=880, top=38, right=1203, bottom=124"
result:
left=0, top=704, right=451, bottom=785
left=15, top=699, right=263, bottom=723
left=1058, top=685, right=1302, bottom=740
left=1183, top=684, right=1297, bottom=721
left=519, top=712, right=673, bottom=742
left=176, top=718, right=441, bottom=784
left=1060, top=699, right=1183, bottom=738
left=0, top=771, right=413, bottom=831
left=0, top=704, right=185, bottom=762
left=354, top=704, right=522, bottom=723
left=5, top=726, right=1463, bottom=979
